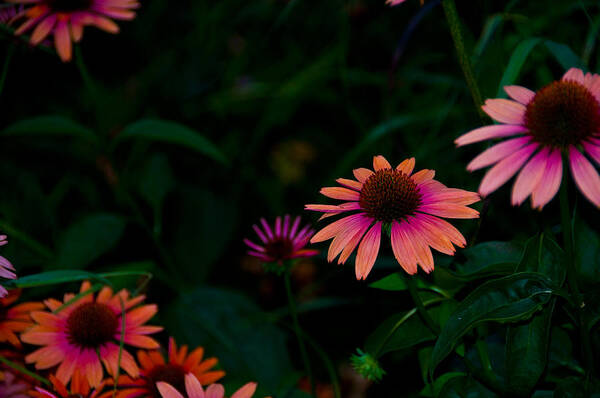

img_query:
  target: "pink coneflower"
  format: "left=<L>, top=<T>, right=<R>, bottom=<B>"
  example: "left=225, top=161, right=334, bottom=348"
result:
left=456, top=67, right=600, bottom=209
left=243, top=216, right=319, bottom=265
left=8, top=0, right=140, bottom=62
left=0, top=235, right=17, bottom=298
left=21, top=281, right=162, bottom=388
left=157, top=373, right=257, bottom=398
left=0, top=289, right=44, bottom=348
left=30, top=371, right=106, bottom=398
left=306, top=155, right=480, bottom=279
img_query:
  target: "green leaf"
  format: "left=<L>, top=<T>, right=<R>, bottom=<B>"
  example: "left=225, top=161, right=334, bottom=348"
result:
left=574, top=219, right=600, bottom=286
left=10, top=270, right=110, bottom=288
left=115, top=119, right=228, bottom=164
left=420, top=372, right=466, bottom=398
left=430, top=272, right=554, bottom=376
left=438, top=375, right=496, bottom=398
left=138, top=153, right=174, bottom=212
left=516, top=233, right=566, bottom=286
left=452, top=241, right=523, bottom=279
left=505, top=300, right=555, bottom=396
left=1, top=115, right=97, bottom=142
left=370, top=273, right=450, bottom=298
left=56, top=213, right=126, bottom=269
left=496, top=37, right=542, bottom=97
left=544, top=40, right=585, bottom=71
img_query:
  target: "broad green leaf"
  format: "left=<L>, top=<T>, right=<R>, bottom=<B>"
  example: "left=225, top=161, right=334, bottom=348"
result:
left=115, top=119, right=227, bottom=164
left=516, top=233, right=566, bottom=286
left=452, top=241, right=523, bottom=279
left=544, top=40, right=585, bottom=71
left=505, top=300, right=555, bottom=396
left=137, top=153, right=174, bottom=236
left=438, top=375, right=496, bottom=398
left=369, top=273, right=450, bottom=298
left=420, top=372, right=466, bottom=398
left=9, top=270, right=110, bottom=288
left=430, top=272, right=554, bottom=376
left=1, top=115, right=97, bottom=142
left=574, top=219, right=600, bottom=286
left=56, top=213, right=126, bottom=269
left=496, top=37, right=542, bottom=97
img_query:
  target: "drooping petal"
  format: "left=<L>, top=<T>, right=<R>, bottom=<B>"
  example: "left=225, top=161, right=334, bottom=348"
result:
left=569, top=146, right=600, bottom=208
left=355, top=222, right=382, bottom=280
left=310, top=213, right=367, bottom=243
left=391, top=221, right=417, bottom=275
left=478, top=144, right=538, bottom=197
left=504, top=85, right=535, bottom=105
left=511, top=148, right=549, bottom=206
left=466, top=136, right=531, bottom=171
left=481, top=99, right=526, bottom=124
left=531, top=149, right=563, bottom=209
left=455, top=124, right=528, bottom=147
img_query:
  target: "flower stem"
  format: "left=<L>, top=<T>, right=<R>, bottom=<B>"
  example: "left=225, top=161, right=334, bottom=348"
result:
left=441, top=0, right=485, bottom=118
left=403, top=272, right=440, bottom=335
left=0, top=42, right=15, bottom=98
left=284, top=270, right=316, bottom=397
left=0, top=354, right=50, bottom=386
left=559, top=166, right=595, bottom=379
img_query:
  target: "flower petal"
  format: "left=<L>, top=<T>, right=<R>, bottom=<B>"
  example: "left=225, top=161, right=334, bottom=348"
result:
left=481, top=99, right=526, bottom=124
left=563, top=67, right=585, bottom=84
left=478, top=144, right=538, bottom=197
left=504, top=85, right=535, bottom=105
left=467, top=136, right=530, bottom=171
left=355, top=222, right=382, bottom=280
left=455, top=124, right=528, bottom=147
left=320, top=187, right=360, bottom=201
left=569, top=146, right=600, bottom=208
left=511, top=148, right=549, bottom=206
left=373, top=155, right=392, bottom=171
left=531, top=149, right=563, bottom=209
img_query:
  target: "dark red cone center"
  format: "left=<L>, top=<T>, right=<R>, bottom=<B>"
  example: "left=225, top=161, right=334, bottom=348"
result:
left=66, top=302, right=118, bottom=348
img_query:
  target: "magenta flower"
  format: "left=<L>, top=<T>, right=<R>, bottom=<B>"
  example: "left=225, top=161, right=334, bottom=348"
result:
left=244, top=216, right=319, bottom=264
left=456, top=68, right=600, bottom=209
left=0, top=235, right=17, bottom=298
left=157, top=373, right=258, bottom=398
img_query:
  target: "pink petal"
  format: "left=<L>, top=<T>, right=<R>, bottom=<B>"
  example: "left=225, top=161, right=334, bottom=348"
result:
left=54, top=20, right=72, bottom=62
left=336, top=178, right=363, bottom=191
left=504, top=85, right=535, bottom=105
left=467, top=136, right=531, bottom=171
left=562, top=67, right=585, bottom=84
left=252, top=224, right=267, bottom=243
left=481, top=99, right=526, bottom=124
left=584, top=141, right=600, bottom=165
left=184, top=374, right=206, bottom=398
left=391, top=221, right=417, bottom=275
left=205, top=384, right=225, bottom=398
left=320, top=187, right=360, bottom=201
left=455, top=124, right=528, bottom=147
left=289, top=216, right=301, bottom=238
left=327, top=215, right=371, bottom=262
left=157, top=382, right=186, bottom=398
left=310, top=213, right=366, bottom=243
left=243, top=239, right=264, bottom=252
left=569, top=146, right=600, bottom=208
left=355, top=222, right=381, bottom=280
left=353, top=168, right=373, bottom=183
left=260, top=218, right=273, bottom=240
left=30, top=14, right=56, bottom=45
left=411, top=169, right=435, bottom=184
left=531, top=149, right=562, bottom=209
left=405, top=220, right=434, bottom=273
left=478, top=144, right=538, bottom=197
left=396, top=157, right=415, bottom=175
left=373, top=155, right=391, bottom=171
left=282, top=215, right=290, bottom=238
left=337, top=220, right=372, bottom=265
left=231, top=383, right=258, bottom=398
left=511, top=148, right=549, bottom=206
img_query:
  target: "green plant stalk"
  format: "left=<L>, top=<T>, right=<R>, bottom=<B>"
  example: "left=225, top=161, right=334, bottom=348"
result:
left=284, top=271, right=316, bottom=398
left=403, top=273, right=440, bottom=335
left=442, top=0, right=485, bottom=119
left=0, top=355, right=50, bottom=386
left=0, top=219, right=54, bottom=260
left=559, top=165, right=594, bottom=381
left=0, top=42, right=15, bottom=97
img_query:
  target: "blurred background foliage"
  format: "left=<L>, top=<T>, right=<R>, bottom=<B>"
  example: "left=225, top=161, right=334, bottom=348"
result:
left=1, top=0, right=600, bottom=396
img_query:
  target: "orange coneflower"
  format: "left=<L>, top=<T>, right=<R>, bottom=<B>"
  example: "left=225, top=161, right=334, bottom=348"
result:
left=21, top=281, right=162, bottom=388
left=0, top=289, right=44, bottom=348
left=30, top=371, right=106, bottom=398
left=113, top=337, right=225, bottom=398
left=157, top=373, right=257, bottom=398
left=306, top=155, right=480, bottom=279
left=456, top=67, right=600, bottom=209
left=8, top=0, right=140, bottom=62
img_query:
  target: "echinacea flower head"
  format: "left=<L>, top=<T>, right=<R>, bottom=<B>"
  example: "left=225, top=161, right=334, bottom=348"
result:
left=456, top=67, right=600, bottom=209
left=8, top=0, right=140, bottom=62
left=244, top=216, right=319, bottom=266
left=156, top=373, right=258, bottom=398
left=21, top=281, right=162, bottom=388
left=30, top=371, right=106, bottom=398
left=0, top=289, right=44, bottom=348
left=112, top=337, right=225, bottom=398
left=306, top=155, right=480, bottom=279
left=0, top=370, right=29, bottom=398
left=0, top=235, right=17, bottom=298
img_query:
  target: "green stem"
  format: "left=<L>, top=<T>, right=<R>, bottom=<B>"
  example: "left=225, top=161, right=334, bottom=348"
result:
left=0, top=219, right=54, bottom=260
left=284, top=271, right=316, bottom=398
left=0, top=42, right=15, bottom=97
left=559, top=165, right=595, bottom=379
left=0, top=355, right=50, bottom=386
left=442, top=0, right=485, bottom=118
left=403, top=273, right=440, bottom=335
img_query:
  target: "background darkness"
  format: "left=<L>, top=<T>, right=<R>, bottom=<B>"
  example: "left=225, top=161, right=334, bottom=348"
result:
left=1, top=0, right=600, bottom=396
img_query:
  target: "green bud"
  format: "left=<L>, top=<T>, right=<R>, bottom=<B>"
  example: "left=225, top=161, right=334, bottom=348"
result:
left=350, top=348, right=386, bottom=382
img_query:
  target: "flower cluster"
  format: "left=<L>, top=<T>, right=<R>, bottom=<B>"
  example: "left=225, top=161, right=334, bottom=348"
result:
left=0, top=282, right=261, bottom=398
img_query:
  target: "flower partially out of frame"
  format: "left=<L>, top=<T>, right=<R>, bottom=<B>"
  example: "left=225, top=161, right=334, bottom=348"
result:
left=8, top=0, right=140, bottom=62
left=0, top=370, right=29, bottom=398
left=456, top=67, right=600, bottom=209
left=157, top=373, right=258, bottom=398
left=0, top=289, right=44, bottom=348
left=244, top=216, right=319, bottom=265
left=30, top=371, right=106, bottom=398
left=113, top=337, right=225, bottom=398
left=0, top=235, right=17, bottom=298
left=21, top=281, right=162, bottom=388
left=306, top=155, right=479, bottom=279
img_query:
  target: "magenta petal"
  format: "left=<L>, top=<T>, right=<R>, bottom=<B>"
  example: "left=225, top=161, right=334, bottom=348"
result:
left=481, top=99, right=526, bottom=124
left=455, top=124, right=527, bottom=147
left=504, top=85, right=535, bottom=105
left=531, top=149, right=563, bottom=209
left=478, top=143, right=538, bottom=197
left=467, top=136, right=530, bottom=171
left=511, top=148, right=549, bottom=206
left=569, top=146, right=600, bottom=208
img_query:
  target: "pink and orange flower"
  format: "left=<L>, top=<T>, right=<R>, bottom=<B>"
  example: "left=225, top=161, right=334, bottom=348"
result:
left=31, top=371, right=106, bottom=398
left=21, top=281, right=162, bottom=388
left=8, top=0, right=140, bottom=62
left=156, top=373, right=257, bottom=398
left=306, top=155, right=479, bottom=279
left=244, top=216, right=318, bottom=265
left=456, top=67, right=600, bottom=209
left=112, top=337, right=225, bottom=398
left=0, top=289, right=44, bottom=348
left=0, top=235, right=17, bottom=298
